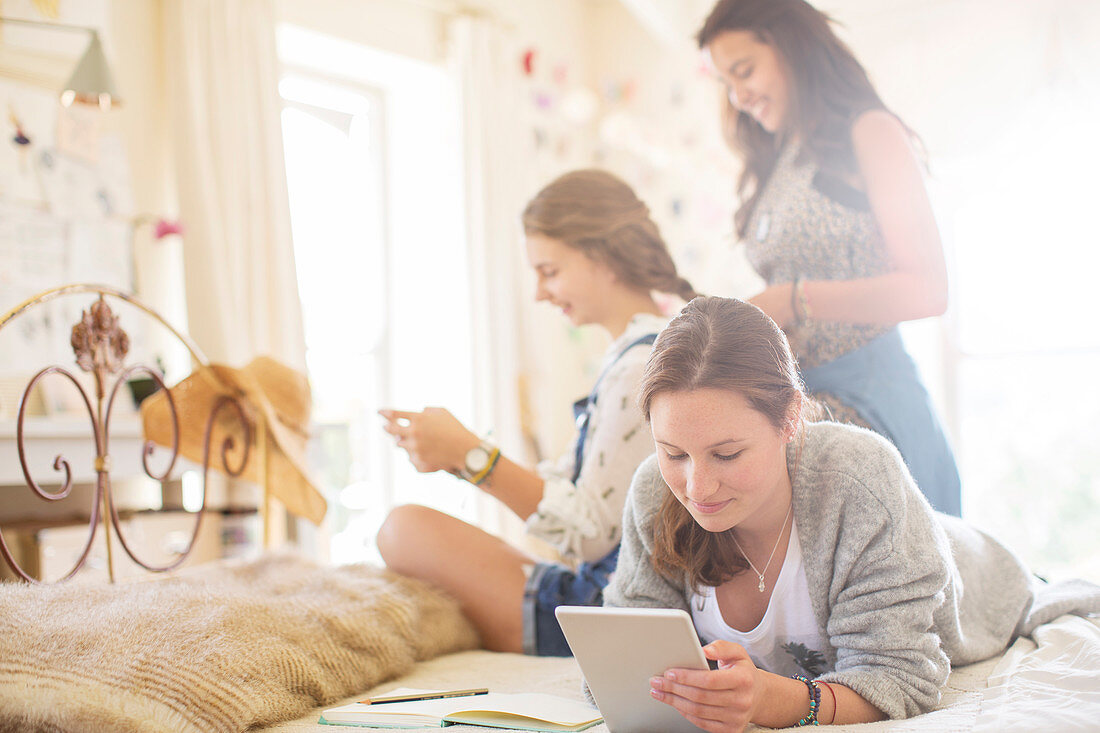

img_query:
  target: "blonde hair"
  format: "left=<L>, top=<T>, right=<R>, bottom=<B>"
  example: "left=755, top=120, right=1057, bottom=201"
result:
left=522, top=169, right=699, bottom=302
left=639, top=296, right=812, bottom=589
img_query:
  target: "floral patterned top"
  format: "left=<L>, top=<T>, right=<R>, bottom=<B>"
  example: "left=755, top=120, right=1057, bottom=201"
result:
left=744, top=141, right=893, bottom=370
left=528, top=312, right=667, bottom=563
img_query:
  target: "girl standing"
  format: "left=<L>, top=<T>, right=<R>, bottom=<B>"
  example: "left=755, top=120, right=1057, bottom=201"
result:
left=699, top=0, right=961, bottom=514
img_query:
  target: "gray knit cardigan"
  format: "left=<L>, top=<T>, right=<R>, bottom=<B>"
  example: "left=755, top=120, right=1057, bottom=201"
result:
left=604, top=421, right=1100, bottom=719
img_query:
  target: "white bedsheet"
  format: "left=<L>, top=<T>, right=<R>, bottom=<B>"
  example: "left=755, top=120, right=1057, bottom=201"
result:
left=975, top=614, right=1100, bottom=732
left=270, top=614, right=1100, bottom=732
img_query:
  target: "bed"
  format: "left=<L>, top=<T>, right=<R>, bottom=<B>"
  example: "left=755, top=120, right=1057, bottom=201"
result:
left=2, top=562, right=1098, bottom=732
left=1, top=285, right=1098, bottom=732
left=274, top=613, right=1100, bottom=732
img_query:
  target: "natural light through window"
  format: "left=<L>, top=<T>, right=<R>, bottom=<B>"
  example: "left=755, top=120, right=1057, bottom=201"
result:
left=277, top=24, right=475, bottom=565
left=941, top=87, right=1100, bottom=582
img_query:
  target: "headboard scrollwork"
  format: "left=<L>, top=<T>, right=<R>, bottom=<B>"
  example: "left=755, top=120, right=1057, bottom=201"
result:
left=0, top=284, right=251, bottom=583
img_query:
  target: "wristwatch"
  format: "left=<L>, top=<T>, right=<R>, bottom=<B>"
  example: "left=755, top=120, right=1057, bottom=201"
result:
left=459, top=439, right=500, bottom=485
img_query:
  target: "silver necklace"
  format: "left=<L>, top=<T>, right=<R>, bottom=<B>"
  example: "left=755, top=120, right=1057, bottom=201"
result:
left=730, top=501, right=793, bottom=593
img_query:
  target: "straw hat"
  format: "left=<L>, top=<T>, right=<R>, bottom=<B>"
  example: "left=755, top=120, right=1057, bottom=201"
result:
left=140, top=356, right=327, bottom=525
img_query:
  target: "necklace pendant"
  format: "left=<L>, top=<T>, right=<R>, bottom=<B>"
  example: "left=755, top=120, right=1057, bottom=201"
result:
left=757, top=576, right=766, bottom=593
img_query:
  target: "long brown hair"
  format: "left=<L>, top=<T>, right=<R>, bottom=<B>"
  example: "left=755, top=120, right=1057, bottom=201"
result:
left=697, top=0, right=890, bottom=238
left=522, top=169, right=699, bottom=302
left=639, top=296, right=807, bottom=589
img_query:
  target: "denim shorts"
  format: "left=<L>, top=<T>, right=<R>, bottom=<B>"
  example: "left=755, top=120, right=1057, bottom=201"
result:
left=521, top=545, right=619, bottom=656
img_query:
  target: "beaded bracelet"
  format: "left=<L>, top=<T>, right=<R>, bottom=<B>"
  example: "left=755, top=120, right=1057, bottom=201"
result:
left=791, top=674, right=821, bottom=726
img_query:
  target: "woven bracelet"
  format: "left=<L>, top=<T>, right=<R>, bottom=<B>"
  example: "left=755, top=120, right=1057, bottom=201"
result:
left=792, top=674, right=820, bottom=726
left=470, top=447, right=501, bottom=485
left=819, top=680, right=837, bottom=725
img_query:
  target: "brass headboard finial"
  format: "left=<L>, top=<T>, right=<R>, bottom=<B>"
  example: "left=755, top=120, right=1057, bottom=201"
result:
left=71, top=296, right=131, bottom=400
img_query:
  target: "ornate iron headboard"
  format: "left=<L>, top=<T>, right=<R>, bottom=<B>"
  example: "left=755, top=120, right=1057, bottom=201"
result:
left=0, top=284, right=252, bottom=583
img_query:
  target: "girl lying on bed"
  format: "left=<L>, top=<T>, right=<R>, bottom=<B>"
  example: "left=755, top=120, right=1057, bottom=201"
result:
left=377, top=169, right=698, bottom=656
left=606, top=295, right=1100, bottom=730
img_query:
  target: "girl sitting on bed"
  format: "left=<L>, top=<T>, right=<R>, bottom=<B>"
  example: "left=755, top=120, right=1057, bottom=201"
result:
left=377, top=169, right=698, bottom=656
left=607, top=295, right=1100, bottom=729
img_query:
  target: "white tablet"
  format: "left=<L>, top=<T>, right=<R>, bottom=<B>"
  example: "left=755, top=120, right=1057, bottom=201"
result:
left=555, top=606, right=709, bottom=733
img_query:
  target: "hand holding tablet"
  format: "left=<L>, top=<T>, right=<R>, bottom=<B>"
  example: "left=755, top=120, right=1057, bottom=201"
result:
left=555, top=606, right=710, bottom=733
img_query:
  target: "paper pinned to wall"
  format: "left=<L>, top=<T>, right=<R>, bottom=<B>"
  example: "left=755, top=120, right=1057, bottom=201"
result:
left=0, top=78, right=137, bottom=388
left=0, top=0, right=144, bottom=418
left=67, top=218, right=132, bottom=287
left=0, top=80, right=55, bottom=205
left=0, top=200, right=66, bottom=281
left=0, top=201, right=68, bottom=371
left=56, top=102, right=103, bottom=164
left=95, top=134, right=135, bottom=218
left=35, top=148, right=101, bottom=219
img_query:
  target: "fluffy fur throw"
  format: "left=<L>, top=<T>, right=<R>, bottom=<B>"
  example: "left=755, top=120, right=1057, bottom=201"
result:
left=0, top=553, right=478, bottom=732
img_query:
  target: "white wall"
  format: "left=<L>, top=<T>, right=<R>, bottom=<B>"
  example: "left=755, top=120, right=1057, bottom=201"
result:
left=108, top=1, right=186, bottom=334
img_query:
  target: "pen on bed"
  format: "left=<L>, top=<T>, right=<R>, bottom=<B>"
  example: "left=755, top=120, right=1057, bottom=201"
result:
left=361, top=688, right=490, bottom=705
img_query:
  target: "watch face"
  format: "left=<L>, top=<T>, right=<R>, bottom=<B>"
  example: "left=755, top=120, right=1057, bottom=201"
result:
left=465, top=446, right=491, bottom=474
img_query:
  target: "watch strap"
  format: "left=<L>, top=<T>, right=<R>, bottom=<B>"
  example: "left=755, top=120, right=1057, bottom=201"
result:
left=467, top=445, right=501, bottom=485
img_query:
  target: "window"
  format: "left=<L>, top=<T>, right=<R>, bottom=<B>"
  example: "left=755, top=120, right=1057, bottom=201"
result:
left=278, top=25, right=477, bottom=565
left=934, top=87, right=1100, bottom=582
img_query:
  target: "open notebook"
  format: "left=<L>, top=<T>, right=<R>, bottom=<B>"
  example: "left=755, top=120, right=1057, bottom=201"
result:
left=319, top=688, right=603, bottom=731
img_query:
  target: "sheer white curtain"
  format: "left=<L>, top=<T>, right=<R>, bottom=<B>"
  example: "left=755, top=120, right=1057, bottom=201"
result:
left=450, top=14, right=535, bottom=539
left=162, top=0, right=307, bottom=370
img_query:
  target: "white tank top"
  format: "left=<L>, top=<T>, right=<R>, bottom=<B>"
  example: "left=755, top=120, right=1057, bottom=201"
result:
left=691, top=521, right=832, bottom=677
